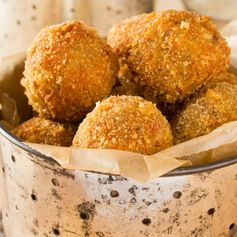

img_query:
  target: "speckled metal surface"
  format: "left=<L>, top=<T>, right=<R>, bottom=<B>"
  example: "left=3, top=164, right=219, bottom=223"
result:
left=1, top=133, right=237, bottom=237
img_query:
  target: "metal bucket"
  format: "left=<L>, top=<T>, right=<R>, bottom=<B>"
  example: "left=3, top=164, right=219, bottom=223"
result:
left=1, top=125, right=237, bottom=237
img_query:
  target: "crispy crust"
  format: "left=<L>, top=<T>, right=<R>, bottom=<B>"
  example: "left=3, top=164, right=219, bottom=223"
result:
left=171, top=72, right=237, bottom=144
left=108, top=10, right=230, bottom=103
left=23, top=20, right=118, bottom=122
left=107, top=13, right=150, bottom=57
left=12, top=117, right=77, bottom=146
left=73, top=95, right=173, bottom=155
left=111, top=58, right=162, bottom=105
left=111, top=82, right=141, bottom=96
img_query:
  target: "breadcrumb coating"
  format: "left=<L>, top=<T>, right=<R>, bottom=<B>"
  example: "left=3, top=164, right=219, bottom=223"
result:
left=12, top=117, right=77, bottom=146
left=112, top=58, right=162, bottom=105
left=171, top=72, right=237, bottom=144
left=107, top=14, right=149, bottom=57
left=108, top=10, right=230, bottom=103
left=22, top=20, right=118, bottom=122
left=73, top=96, right=173, bottom=155
left=111, top=82, right=140, bottom=96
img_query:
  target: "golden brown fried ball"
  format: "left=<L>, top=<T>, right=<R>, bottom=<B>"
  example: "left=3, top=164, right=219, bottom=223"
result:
left=22, top=20, right=118, bottom=122
left=12, top=117, right=77, bottom=146
left=171, top=72, right=237, bottom=144
left=108, top=10, right=230, bottom=103
left=73, top=95, right=173, bottom=155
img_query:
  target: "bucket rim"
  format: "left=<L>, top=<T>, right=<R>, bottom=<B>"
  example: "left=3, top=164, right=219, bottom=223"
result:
left=1, top=124, right=237, bottom=177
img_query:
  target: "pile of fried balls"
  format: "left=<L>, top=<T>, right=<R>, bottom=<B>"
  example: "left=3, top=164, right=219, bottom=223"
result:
left=12, top=10, right=237, bottom=155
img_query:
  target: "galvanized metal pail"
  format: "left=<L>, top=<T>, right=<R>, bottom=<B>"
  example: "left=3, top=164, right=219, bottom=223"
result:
left=1, top=124, right=237, bottom=237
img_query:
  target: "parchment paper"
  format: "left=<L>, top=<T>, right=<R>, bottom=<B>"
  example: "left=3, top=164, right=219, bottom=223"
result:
left=1, top=20, right=237, bottom=183
left=25, top=143, right=189, bottom=183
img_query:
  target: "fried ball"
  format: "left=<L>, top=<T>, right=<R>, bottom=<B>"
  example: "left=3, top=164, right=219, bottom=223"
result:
left=22, top=20, right=118, bottom=122
left=108, top=10, right=230, bottom=103
left=73, top=95, right=173, bottom=155
left=12, top=117, right=77, bottom=146
left=171, top=72, right=237, bottom=144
